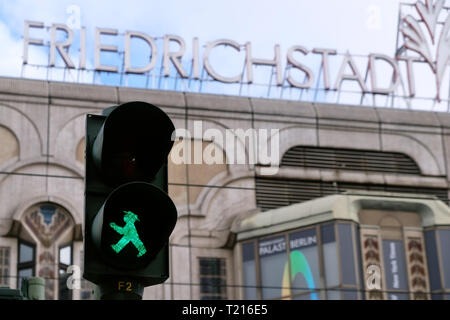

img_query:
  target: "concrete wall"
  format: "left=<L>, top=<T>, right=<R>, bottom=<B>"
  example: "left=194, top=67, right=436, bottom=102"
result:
left=0, top=76, right=448, bottom=299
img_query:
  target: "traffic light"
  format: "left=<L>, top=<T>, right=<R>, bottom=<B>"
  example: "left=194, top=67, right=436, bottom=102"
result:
left=83, top=101, right=177, bottom=299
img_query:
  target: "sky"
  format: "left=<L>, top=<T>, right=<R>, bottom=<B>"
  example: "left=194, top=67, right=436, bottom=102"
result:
left=0, top=0, right=405, bottom=68
left=3, top=0, right=448, bottom=111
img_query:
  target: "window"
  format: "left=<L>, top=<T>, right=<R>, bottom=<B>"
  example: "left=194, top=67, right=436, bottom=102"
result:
left=59, top=246, right=72, bottom=266
left=58, top=245, right=72, bottom=300
left=17, top=241, right=35, bottom=289
left=199, top=257, right=227, bottom=300
left=259, top=235, right=287, bottom=299
left=242, top=242, right=257, bottom=299
left=0, top=247, right=10, bottom=286
left=359, top=209, right=430, bottom=300
left=18, top=203, right=77, bottom=299
left=321, top=224, right=340, bottom=299
left=338, top=224, right=358, bottom=299
left=288, top=228, right=321, bottom=300
left=424, top=230, right=441, bottom=295
left=382, top=239, right=409, bottom=299
left=241, top=222, right=361, bottom=300
left=424, top=228, right=450, bottom=299
left=438, top=230, right=450, bottom=290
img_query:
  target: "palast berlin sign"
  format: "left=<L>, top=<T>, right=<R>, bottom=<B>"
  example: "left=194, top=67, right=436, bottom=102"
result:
left=22, top=0, right=450, bottom=101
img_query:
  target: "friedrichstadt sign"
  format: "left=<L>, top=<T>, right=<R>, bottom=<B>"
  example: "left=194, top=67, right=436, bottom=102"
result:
left=22, top=0, right=450, bottom=101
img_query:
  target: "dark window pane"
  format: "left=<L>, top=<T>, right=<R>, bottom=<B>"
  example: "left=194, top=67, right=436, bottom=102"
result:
left=258, top=235, right=287, bottom=299
left=201, top=295, right=222, bottom=300
left=431, top=293, right=443, bottom=300
left=355, top=227, right=364, bottom=298
left=18, top=268, right=32, bottom=289
left=321, top=224, right=339, bottom=287
left=438, top=230, right=450, bottom=289
left=0, top=247, right=10, bottom=286
left=4, top=248, right=8, bottom=265
left=200, top=277, right=226, bottom=294
left=19, top=243, right=34, bottom=263
left=199, top=258, right=227, bottom=300
left=289, top=229, right=320, bottom=300
left=342, top=289, right=358, bottom=300
left=243, top=242, right=255, bottom=262
left=321, top=224, right=335, bottom=244
left=338, top=224, right=356, bottom=285
left=58, top=272, right=72, bottom=300
left=382, top=240, right=409, bottom=295
left=242, top=242, right=257, bottom=300
left=200, top=258, right=225, bottom=276
left=424, top=230, right=441, bottom=291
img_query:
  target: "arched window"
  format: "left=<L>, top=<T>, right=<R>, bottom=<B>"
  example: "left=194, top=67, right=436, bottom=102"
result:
left=18, top=203, right=76, bottom=300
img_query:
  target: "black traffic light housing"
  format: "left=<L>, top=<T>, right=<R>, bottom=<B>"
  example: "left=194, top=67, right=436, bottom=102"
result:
left=83, top=101, right=177, bottom=290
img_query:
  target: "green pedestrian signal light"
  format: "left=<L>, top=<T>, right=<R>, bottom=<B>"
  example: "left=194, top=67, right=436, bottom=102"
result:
left=110, top=211, right=147, bottom=257
left=83, top=101, right=178, bottom=297
left=90, top=180, right=177, bottom=270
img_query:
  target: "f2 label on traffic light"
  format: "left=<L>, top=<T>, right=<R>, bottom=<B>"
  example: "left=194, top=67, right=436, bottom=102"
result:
left=118, top=281, right=133, bottom=292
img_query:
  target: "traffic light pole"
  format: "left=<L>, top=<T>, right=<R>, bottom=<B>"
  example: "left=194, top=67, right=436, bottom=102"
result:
left=97, top=277, right=144, bottom=300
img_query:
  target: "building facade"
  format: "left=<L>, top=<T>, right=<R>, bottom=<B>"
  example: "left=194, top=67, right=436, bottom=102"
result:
left=0, top=76, right=449, bottom=299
